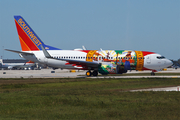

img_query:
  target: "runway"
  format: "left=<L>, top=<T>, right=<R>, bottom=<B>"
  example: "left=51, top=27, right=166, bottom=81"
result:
left=0, top=68, right=180, bottom=91
left=0, top=69, right=86, bottom=78
left=0, top=68, right=180, bottom=78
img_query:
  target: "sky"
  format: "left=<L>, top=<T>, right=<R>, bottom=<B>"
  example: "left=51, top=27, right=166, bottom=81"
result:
left=0, top=0, right=180, bottom=60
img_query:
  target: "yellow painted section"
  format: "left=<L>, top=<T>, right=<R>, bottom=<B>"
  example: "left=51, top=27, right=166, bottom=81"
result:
left=86, top=50, right=97, bottom=62
left=163, top=68, right=167, bottom=71
left=172, top=76, right=178, bottom=78
left=135, top=51, right=144, bottom=71
left=70, top=70, right=76, bottom=72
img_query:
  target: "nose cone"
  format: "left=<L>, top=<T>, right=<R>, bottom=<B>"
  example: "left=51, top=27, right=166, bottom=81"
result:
left=166, top=59, right=173, bottom=67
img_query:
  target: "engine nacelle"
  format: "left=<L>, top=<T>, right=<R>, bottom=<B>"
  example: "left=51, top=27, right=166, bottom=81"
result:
left=98, top=62, right=129, bottom=75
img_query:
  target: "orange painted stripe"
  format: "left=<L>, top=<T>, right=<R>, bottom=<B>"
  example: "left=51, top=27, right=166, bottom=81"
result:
left=15, top=19, right=40, bottom=51
left=135, top=51, right=144, bottom=71
left=19, top=35, right=31, bottom=51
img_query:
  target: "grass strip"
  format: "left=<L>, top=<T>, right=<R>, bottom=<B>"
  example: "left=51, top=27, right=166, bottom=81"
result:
left=0, top=78, right=180, bottom=120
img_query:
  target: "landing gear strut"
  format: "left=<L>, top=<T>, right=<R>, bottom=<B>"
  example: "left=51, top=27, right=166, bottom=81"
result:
left=151, top=72, right=155, bottom=76
left=86, top=70, right=98, bottom=77
left=151, top=70, right=156, bottom=76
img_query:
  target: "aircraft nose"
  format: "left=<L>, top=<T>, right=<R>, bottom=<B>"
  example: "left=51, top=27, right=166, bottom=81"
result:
left=166, top=59, right=173, bottom=67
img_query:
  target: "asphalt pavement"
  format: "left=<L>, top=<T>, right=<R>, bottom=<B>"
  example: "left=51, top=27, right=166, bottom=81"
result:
left=0, top=68, right=180, bottom=78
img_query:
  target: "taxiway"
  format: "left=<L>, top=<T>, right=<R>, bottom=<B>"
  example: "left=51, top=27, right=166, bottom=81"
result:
left=0, top=68, right=180, bottom=78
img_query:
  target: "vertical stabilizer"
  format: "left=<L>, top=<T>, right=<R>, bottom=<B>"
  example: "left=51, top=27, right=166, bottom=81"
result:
left=14, top=16, right=60, bottom=51
left=0, top=59, right=3, bottom=64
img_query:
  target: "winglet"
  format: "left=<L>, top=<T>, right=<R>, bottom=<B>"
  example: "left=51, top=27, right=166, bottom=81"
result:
left=40, top=45, right=52, bottom=58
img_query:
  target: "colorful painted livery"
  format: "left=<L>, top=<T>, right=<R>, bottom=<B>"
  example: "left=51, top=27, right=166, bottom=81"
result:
left=5, top=16, right=173, bottom=76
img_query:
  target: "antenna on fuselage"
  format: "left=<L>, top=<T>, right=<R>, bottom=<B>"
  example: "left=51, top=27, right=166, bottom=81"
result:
left=82, top=46, right=86, bottom=50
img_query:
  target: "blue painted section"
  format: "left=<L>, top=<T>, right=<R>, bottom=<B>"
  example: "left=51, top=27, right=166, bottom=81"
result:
left=124, top=61, right=131, bottom=70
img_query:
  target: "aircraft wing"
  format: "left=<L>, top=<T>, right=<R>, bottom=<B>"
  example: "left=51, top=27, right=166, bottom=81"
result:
left=5, top=49, right=34, bottom=55
left=47, top=56, right=100, bottom=70
left=49, top=57, right=100, bottom=69
left=7, top=66, right=14, bottom=69
left=40, top=45, right=100, bottom=69
left=64, top=59, right=100, bottom=69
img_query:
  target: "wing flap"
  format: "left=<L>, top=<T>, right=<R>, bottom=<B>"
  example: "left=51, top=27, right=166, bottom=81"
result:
left=65, top=60, right=100, bottom=69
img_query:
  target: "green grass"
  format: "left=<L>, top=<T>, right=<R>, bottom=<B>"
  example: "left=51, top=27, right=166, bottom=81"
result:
left=0, top=78, right=180, bottom=120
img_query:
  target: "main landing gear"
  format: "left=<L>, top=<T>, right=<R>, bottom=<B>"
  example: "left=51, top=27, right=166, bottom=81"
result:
left=151, top=72, right=155, bottom=76
left=86, top=70, right=98, bottom=77
left=151, top=70, right=156, bottom=76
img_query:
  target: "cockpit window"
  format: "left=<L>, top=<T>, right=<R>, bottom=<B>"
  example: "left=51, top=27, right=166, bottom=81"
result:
left=157, top=56, right=165, bottom=59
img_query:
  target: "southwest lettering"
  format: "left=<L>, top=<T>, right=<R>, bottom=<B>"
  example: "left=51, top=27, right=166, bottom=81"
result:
left=29, top=32, right=34, bottom=38
left=17, top=18, right=42, bottom=46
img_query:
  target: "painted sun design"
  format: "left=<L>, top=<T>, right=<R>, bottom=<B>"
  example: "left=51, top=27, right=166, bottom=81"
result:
left=120, top=50, right=136, bottom=57
left=98, top=50, right=117, bottom=58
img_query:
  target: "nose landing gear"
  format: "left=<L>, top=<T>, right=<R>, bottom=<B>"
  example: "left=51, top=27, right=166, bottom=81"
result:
left=151, top=72, right=155, bottom=76
left=151, top=70, right=156, bottom=76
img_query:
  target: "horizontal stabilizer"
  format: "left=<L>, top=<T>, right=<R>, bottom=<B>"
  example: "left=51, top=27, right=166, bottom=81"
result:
left=5, top=49, right=34, bottom=55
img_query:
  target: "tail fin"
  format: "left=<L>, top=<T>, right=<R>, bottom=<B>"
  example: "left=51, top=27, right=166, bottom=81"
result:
left=14, top=16, right=60, bottom=51
left=0, top=59, right=3, bottom=64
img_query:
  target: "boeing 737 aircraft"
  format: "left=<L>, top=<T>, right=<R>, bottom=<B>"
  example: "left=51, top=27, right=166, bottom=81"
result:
left=0, top=59, right=35, bottom=70
left=5, top=16, right=173, bottom=76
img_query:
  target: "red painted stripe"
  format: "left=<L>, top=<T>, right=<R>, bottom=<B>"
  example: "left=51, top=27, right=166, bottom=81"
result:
left=79, top=50, right=91, bottom=53
left=143, top=67, right=157, bottom=72
left=15, top=20, right=39, bottom=51
left=142, top=51, right=155, bottom=56
left=26, top=61, right=34, bottom=63
left=65, top=63, right=71, bottom=65
left=142, top=67, right=152, bottom=70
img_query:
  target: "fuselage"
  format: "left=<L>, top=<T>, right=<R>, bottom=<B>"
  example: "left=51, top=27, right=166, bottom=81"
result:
left=20, top=49, right=173, bottom=74
left=0, top=62, right=34, bottom=69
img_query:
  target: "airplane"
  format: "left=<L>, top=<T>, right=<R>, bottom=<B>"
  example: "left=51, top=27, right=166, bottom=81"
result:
left=5, top=15, right=173, bottom=76
left=0, top=59, right=35, bottom=70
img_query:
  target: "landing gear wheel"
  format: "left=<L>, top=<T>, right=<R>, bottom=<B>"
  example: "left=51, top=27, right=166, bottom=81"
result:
left=86, top=71, right=92, bottom=77
left=151, top=72, right=155, bottom=76
left=92, top=70, right=98, bottom=76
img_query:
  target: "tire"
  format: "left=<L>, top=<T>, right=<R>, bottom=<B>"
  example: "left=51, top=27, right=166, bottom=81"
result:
left=151, top=72, right=155, bottom=76
left=86, top=71, right=92, bottom=77
left=92, top=71, right=98, bottom=76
